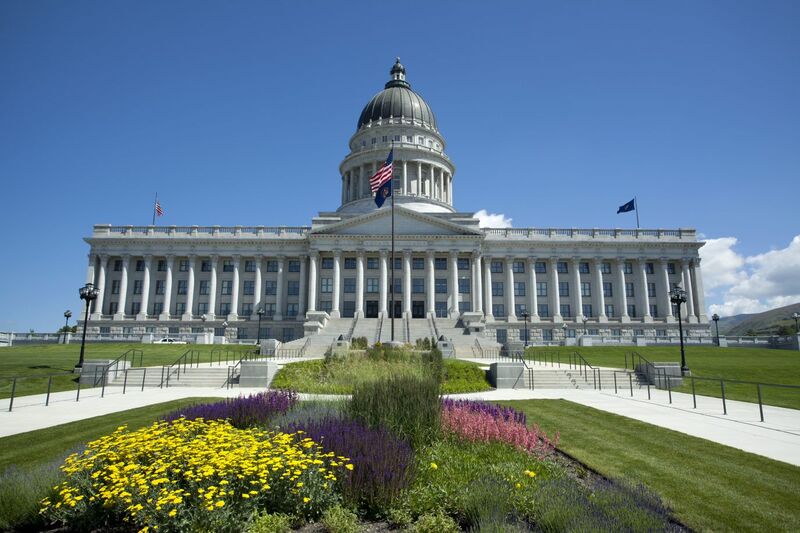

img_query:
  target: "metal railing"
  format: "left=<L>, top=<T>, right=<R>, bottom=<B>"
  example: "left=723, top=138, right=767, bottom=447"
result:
left=569, top=351, right=601, bottom=389
left=92, top=348, right=144, bottom=387
left=627, top=351, right=669, bottom=388
left=159, top=349, right=201, bottom=388
left=346, top=316, right=358, bottom=341
left=526, top=350, right=562, bottom=368
left=4, top=371, right=76, bottom=411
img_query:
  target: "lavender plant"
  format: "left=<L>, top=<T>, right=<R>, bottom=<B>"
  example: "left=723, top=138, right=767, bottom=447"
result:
left=164, top=390, right=298, bottom=428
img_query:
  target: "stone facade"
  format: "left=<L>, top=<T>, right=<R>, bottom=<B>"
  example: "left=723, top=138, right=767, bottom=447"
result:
left=81, top=60, right=709, bottom=344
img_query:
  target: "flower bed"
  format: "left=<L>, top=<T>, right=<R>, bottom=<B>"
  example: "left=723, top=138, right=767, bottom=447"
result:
left=163, top=390, right=298, bottom=428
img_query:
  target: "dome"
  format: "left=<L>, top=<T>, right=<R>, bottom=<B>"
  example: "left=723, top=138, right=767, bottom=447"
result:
left=357, top=58, right=437, bottom=131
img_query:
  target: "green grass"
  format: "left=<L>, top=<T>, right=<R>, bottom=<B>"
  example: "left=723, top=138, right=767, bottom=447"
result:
left=0, top=397, right=214, bottom=471
left=525, top=345, right=800, bottom=409
left=500, top=399, right=800, bottom=532
left=272, top=356, right=491, bottom=394
left=0, top=343, right=254, bottom=399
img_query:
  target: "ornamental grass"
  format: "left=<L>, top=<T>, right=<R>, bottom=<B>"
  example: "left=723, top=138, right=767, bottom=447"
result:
left=163, top=390, right=298, bottom=428
left=441, top=399, right=558, bottom=459
left=40, top=418, right=352, bottom=532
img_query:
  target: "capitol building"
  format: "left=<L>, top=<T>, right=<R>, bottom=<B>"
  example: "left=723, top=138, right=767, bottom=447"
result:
left=82, top=59, right=709, bottom=350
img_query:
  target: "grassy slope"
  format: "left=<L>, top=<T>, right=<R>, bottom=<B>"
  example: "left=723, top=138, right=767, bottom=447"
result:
left=501, top=399, right=800, bottom=532
left=525, top=345, right=800, bottom=409
left=0, top=343, right=253, bottom=398
left=0, top=398, right=214, bottom=471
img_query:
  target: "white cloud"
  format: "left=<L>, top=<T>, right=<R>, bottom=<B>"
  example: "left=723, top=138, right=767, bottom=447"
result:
left=473, top=209, right=512, bottom=228
left=703, top=235, right=800, bottom=317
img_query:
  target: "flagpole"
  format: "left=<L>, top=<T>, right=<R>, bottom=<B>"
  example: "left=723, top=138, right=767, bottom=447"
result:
left=152, top=192, right=158, bottom=226
left=634, top=196, right=640, bottom=229
left=390, top=142, right=395, bottom=343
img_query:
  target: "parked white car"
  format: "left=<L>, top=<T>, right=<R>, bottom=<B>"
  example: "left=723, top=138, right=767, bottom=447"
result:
left=154, top=337, right=188, bottom=344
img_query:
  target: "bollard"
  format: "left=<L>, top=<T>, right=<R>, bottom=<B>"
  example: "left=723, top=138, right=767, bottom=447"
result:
left=46, top=376, right=53, bottom=406
left=757, top=384, right=764, bottom=422
left=721, top=380, right=727, bottom=415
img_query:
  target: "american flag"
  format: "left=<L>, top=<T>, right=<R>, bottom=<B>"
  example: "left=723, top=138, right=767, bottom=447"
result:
left=369, top=149, right=394, bottom=193
left=155, top=201, right=164, bottom=217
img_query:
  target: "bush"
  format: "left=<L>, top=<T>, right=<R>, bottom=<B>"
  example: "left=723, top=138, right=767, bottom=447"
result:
left=0, top=461, right=62, bottom=531
left=270, top=399, right=348, bottom=429
left=350, top=337, right=369, bottom=350
left=163, top=390, right=298, bottom=428
left=321, top=505, right=359, bottom=533
left=440, top=360, right=492, bottom=394
left=411, top=509, right=459, bottom=533
left=350, top=375, right=440, bottom=447
left=288, top=417, right=414, bottom=516
left=247, top=511, right=294, bottom=533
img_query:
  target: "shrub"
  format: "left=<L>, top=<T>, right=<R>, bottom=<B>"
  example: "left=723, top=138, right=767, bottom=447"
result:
left=247, top=511, right=294, bottom=533
left=41, top=419, right=352, bottom=531
left=288, top=417, right=414, bottom=515
left=321, top=504, right=359, bottom=533
left=411, top=509, right=459, bottom=533
left=270, top=399, right=348, bottom=429
left=0, top=461, right=62, bottom=531
left=441, top=399, right=558, bottom=458
left=440, top=360, right=492, bottom=394
left=351, top=375, right=440, bottom=447
left=350, top=337, right=369, bottom=350
left=163, top=390, right=298, bottom=428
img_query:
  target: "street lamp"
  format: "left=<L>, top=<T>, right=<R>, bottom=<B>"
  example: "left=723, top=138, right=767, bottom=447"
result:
left=520, top=311, right=530, bottom=348
left=561, top=322, right=568, bottom=344
left=793, top=312, right=800, bottom=334
left=256, top=305, right=266, bottom=345
left=63, top=310, right=72, bottom=330
left=77, top=283, right=100, bottom=369
left=670, top=287, right=689, bottom=376
left=712, top=313, right=720, bottom=346
left=582, top=316, right=589, bottom=336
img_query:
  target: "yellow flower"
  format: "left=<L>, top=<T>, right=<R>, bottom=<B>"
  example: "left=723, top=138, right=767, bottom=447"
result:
left=430, top=462, right=438, bottom=470
left=345, top=464, right=354, bottom=471
left=303, top=497, right=311, bottom=503
left=215, top=500, right=225, bottom=508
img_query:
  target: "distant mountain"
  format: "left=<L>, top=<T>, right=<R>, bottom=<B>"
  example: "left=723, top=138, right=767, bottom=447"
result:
left=717, top=302, right=800, bottom=336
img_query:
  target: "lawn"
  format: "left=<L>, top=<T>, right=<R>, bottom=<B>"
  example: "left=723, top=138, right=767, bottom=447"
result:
left=501, top=399, right=800, bottom=532
left=524, top=345, right=800, bottom=409
left=0, top=343, right=254, bottom=398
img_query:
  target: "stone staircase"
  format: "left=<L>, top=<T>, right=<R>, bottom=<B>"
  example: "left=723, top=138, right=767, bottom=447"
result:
left=407, top=318, right=435, bottom=344
left=351, top=318, right=379, bottom=343
left=106, top=365, right=231, bottom=388
left=379, top=316, right=407, bottom=343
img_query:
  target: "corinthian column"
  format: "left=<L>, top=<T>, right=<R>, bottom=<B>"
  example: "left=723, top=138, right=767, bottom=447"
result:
left=160, top=256, right=174, bottom=320
left=449, top=251, right=459, bottom=317
left=208, top=256, right=218, bottom=320
left=115, top=255, right=130, bottom=320
left=473, top=251, right=483, bottom=315
left=617, top=258, right=629, bottom=323
left=640, top=259, right=651, bottom=322
left=572, top=258, right=583, bottom=321
left=682, top=259, right=696, bottom=323
left=551, top=258, right=562, bottom=322
left=379, top=251, right=388, bottom=317
left=426, top=251, right=435, bottom=318
left=528, top=257, right=539, bottom=321
left=356, top=252, right=365, bottom=317
left=274, top=257, right=285, bottom=321
left=332, top=251, right=342, bottom=318
left=660, top=259, right=674, bottom=323
left=505, top=257, right=516, bottom=321
left=402, top=251, right=412, bottom=317
left=297, top=256, right=307, bottom=320
left=307, top=253, right=318, bottom=313
left=138, top=255, right=152, bottom=320
left=484, top=256, right=493, bottom=320
left=594, top=258, right=606, bottom=322
left=183, top=255, right=195, bottom=321
left=692, top=258, right=707, bottom=322
left=93, top=255, right=107, bottom=318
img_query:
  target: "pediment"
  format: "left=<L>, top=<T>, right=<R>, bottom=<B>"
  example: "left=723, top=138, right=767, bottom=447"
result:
left=311, top=206, right=483, bottom=237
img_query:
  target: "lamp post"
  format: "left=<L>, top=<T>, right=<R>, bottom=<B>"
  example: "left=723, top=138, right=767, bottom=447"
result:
left=561, top=322, right=568, bottom=345
left=77, top=283, right=100, bottom=369
left=670, top=287, right=689, bottom=376
left=520, top=311, right=530, bottom=348
left=582, top=316, right=589, bottom=336
left=256, top=306, right=265, bottom=345
left=712, top=313, right=720, bottom=346
left=793, top=312, right=800, bottom=334
left=63, top=310, right=72, bottom=330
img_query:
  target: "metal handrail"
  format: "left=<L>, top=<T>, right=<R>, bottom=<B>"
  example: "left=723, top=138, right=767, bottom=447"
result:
left=159, top=349, right=200, bottom=388
left=93, top=348, right=144, bottom=387
left=629, top=351, right=669, bottom=388
left=570, top=351, right=601, bottom=389
left=346, top=316, right=358, bottom=341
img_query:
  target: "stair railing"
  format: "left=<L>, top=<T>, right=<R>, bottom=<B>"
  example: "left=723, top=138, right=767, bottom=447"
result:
left=93, top=348, right=144, bottom=387
left=570, top=351, right=601, bottom=390
left=630, top=351, right=669, bottom=388
left=346, top=316, right=358, bottom=341
left=374, top=316, right=383, bottom=344
left=159, top=349, right=200, bottom=388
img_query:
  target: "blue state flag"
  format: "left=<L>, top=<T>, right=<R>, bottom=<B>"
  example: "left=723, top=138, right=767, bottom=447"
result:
left=375, top=179, right=392, bottom=208
left=617, top=199, right=635, bottom=214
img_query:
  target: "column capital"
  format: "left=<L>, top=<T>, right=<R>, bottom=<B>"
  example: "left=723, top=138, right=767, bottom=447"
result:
left=402, top=250, right=412, bottom=259
left=449, top=250, right=459, bottom=259
left=333, top=250, right=342, bottom=258
left=121, top=253, right=131, bottom=260
left=309, top=251, right=320, bottom=260
left=209, top=254, right=219, bottom=263
left=379, top=250, right=388, bottom=258
left=165, top=254, right=175, bottom=262
left=143, top=254, right=153, bottom=261
left=98, top=253, right=109, bottom=261
left=187, top=253, right=197, bottom=260
left=681, top=257, right=691, bottom=266
left=693, top=257, right=702, bottom=266
left=232, top=255, right=241, bottom=265
left=505, top=255, right=515, bottom=263
left=472, top=249, right=482, bottom=259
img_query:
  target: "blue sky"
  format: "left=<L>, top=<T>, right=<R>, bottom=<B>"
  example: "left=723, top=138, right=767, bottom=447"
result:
left=1, top=1, right=798, bottom=330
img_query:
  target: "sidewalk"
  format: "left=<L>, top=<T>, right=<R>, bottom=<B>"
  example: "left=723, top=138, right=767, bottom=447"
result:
left=2, top=382, right=800, bottom=467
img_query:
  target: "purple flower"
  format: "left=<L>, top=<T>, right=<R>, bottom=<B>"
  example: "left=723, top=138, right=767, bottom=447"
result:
left=164, top=390, right=298, bottom=428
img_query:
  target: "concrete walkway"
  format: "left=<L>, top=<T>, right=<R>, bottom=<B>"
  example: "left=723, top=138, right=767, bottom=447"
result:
left=2, top=382, right=800, bottom=467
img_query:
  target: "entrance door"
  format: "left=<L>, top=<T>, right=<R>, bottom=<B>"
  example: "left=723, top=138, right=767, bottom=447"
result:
left=412, top=301, right=425, bottom=319
left=366, top=301, right=379, bottom=318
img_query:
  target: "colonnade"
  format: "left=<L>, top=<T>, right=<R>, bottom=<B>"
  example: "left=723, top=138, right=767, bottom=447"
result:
left=342, top=160, right=453, bottom=204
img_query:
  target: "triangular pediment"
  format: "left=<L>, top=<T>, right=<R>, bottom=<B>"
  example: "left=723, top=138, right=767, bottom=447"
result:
left=311, top=206, right=483, bottom=237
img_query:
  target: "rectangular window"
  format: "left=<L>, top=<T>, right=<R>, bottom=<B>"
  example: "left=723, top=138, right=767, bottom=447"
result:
left=220, top=280, right=232, bottom=295
left=582, top=304, right=593, bottom=318
left=513, top=261, right=525, bottom=273
left=656, top=329, right=667, bottom=338
left=581, top=282, right=591, bottom=297
left=560, top=304, right=571, bottom=318
left=558, top=281, right=569, bottom=297
left=406, top=135, right=413, bottom=142
left=342, top=301, right=355, bottom=318
left=219, top=303, right=230, bottom=316
left=366, top=278, right=379, bottom=293
left=515, top=303, right=527, bottom=316
left=542, top=329, right=553, bottom=341
left=493, top=304, right=505, bottom=317
left=155, top=280, right=165, bottom=295
left=266, top=260, right=278, bottom=272
left=587, top=329, right=599, bottom=336
left=536, top=282, right=547, bottom=297
left=514, top=281, right=525, bottom=297
left=434, top=258, right=447, bottom=270
left=538, top=303, right=550, bottom=317
left=645, top=262, right=655, bottom=274
left=461, top=302, right=472, bottom=312
left=152, top=302, right=163, bottom=315
left=108, top=302, right=118, bottom=315
left=320, top=278, right=333, bottom=293
left=667, top=263, right=676, bottom=275
left=223, top=260, right=234, bottom=272
left=435, top=279, right=447, bottom=294
left=557, top=261, right=568, bottom=274
left=368, top=258, right=379, bottom=269
left=157, top=260, right=167, bottom=272
left=177, top=280, right=188, bottom=295
left=265, top=280, right=277, bottom=295
left=394, top=257, right=402, bottom=270
left=372, top=137, right=377, bottom=145
left=240, top=280, right=252, bottom=295
left=650, top=304, right=658, bottom=318
left=603, top=282, right=613, bottom=297
left=492, top=281, right=503, bottom=297
left=112, top=280, right=120, bottom=294
left=519, top=327, right=529, bottom=342
left=320, top=300, right=332, bottom=313
left=197, top=302, right=208, bottom=315
left=491, top=261, right=503, bottom=273
left=579, top=262, right=590, bottom=274
left=114, top=260, right=122, bottom=271
left=625, top=282, right=635, bottom=297
left=241, top=303, right=251, bottom=316
left=131, top=302, right=141, bottom=315
left=288, top=260, right=300, bottom=272
left=412, top=278, right=424, bottom=293
left=287, top=280, right=299, bottom=296
left=214, top=327, right=226, bottom=337
left=458, top=258, right=470, bottom=270
left=264, top=303, right=275, bottom=317
left=435, top=301, right=447, bottom=318
left=201, top=260, right=211, bottom=272
left=418, top=136, right=424, bottom=144
left=601, top=262, right=612, bottom=274
left=133, top=280, right=143, bottom=295
left=605, top=304, right=615, bottom=318
left=459, top=278, right=470, bottom=294
left=382, top=135, right=388, bottom=142
left=535, top=261, right=547, bottom=274
left=393, top=278, right=402, bottom=294
left=135, top=260, right=145, bottom=272
left=179, top=259, right=190, bottom=272
left=624, top=262, right=633, bottom=274
left=412, top=258, right=424, bottom=270
left=287, top=304, right=298, bottom=317
left=627, top=304, right=637, bottom=318
left=565, top=328, right=576, bottom=338
left=199, top=280, right=209, bottom=295
left=244, top=260, right=256, bottom=272
left=648, top=282, right=657, bottom=298
left=321, top=258, right=333, bottom=269
left=393, top=135, right=401, bottom=142
left=344, top=258, right=356, bottom=269
left=343, top=278, right=356, bottom=293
